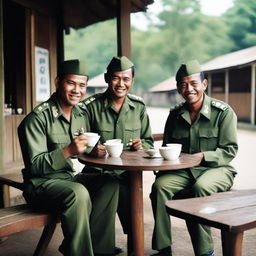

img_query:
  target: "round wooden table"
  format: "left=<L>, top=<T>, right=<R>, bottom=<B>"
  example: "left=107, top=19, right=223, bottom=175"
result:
left=78, top=150, right=201, bottom=256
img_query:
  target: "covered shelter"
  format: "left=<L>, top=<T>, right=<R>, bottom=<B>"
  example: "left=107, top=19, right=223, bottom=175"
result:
left=148, top=46, right=256, bottom=125
left=0, top=0, right=154, bottom=179
left=202, top=46, right=256, bottom=125
left=87, top=73, right=108, bottom=96
left=146, top=76, right=181, bottom=107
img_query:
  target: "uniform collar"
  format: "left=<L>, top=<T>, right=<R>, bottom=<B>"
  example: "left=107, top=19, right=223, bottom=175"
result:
left=199, top=94, right=211, bottom=120
left=49, top=93, right=84, bottom=120
left=102, top=90, right=135, bottom=111
left=177, top=93, right=211, bottom=123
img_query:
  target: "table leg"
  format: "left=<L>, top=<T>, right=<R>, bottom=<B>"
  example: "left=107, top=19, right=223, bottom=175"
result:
left=130, top=171, right=144, bottom=256
left=221, top=230, right=243, bottom=256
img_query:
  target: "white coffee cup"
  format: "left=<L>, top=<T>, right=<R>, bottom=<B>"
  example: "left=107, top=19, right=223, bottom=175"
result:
left=159, top=144, right=182, bottom=160
left=105, top=139, right=122, bottom=144
left=17, top=108, right=23, bottom=115
left=84, top=132, right=100, bottom=147
left=104, top=143, right=123, bottom=157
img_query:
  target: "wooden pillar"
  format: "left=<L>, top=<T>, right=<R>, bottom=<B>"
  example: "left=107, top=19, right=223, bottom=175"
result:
left=207, top=73, right=212, bottom=97
left=116, top=0, right=131, bottom=58
left=251, top=64, right=256, bottom=125
left=0, top=0, right=4, bottom=174
left=225, top=69, right=229, bottom=103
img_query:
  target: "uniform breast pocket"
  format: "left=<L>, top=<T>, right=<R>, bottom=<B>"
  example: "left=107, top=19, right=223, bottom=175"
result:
left=98, top=126, right=114, bottom=142
left=124, top=124, right=141, bottom=142
left=48, top=134, right=70, bottom=150
left=199, top=129, right=218, bottom=151
left=171, top=130, right=189, bottom=152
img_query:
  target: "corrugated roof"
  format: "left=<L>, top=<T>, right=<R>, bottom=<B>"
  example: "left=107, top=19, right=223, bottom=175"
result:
left=88, top=73, right=108, bottom=88
left=202, top=46, right=256, bottom=72
left=149, top=77, right=177, bottom=92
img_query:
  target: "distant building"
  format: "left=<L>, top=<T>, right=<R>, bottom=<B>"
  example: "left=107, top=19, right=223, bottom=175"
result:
left=147, top=46, right=256, bottom=125
left=202, top=46, right=256, bottom=125
left=87, top=73, right=108, bottom=96
left=146, top=77, right=182, bottom=107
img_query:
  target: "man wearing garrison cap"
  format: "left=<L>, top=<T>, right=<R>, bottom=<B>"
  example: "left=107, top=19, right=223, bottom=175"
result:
left=150, top=60, right=238, bottom=256
left=18, top=59, right=119, bottom=256
left=83, top=56, right=154, bottom=254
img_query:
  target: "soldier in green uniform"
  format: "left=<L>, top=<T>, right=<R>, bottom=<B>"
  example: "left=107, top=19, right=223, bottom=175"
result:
left=150, top=60, right=238, bottom=256
left=18, top=59, right=119, bottom=256
left=83, top=56, right=154, bottom=252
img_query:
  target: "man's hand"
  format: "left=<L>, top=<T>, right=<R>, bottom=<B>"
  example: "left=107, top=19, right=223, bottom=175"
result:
left=127, top=138, right=142, bottom=151
left=62, top=135, right=88, bottom=158
left=90, top=144, right=107, bottom=157
left=192, top=152, right=204, bottom=164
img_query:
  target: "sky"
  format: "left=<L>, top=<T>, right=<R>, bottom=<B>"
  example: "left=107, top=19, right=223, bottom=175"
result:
left=131, top=0, right=234, bottom=30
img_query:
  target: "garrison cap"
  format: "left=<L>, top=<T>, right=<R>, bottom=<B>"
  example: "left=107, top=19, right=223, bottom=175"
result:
left=176, top=59, right=201, bottom=82
left=106, top=56, right=134, bottom=72
left=59, top=59, right=88, bottom=77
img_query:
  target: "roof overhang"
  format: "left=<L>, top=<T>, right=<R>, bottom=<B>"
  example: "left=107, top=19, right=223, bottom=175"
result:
left=62, top=0, right=154, bottom=29
left=202, top=46, right=256, bottom=73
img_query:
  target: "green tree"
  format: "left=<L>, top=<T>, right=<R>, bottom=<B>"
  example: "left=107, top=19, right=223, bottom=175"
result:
left=225, top=0, right=256, bottom=50
left=65, top=20, right=117, bottom=78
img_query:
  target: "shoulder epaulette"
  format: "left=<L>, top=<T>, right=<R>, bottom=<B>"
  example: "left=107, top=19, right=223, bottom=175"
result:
left=127, top=94, right=145, bottom=104
left=170, top=102, right=184, bottom=112
left=33, top=102, right=50, bottom=114
left=211, top=100, right=228, bottom=111
left=83, top=93, right=102, bottom=105
left=77, top=102, right=87, bottom=110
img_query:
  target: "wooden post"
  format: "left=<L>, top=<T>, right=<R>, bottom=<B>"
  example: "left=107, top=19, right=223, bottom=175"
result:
left=116, top=0, right=131, bottom=58
left=251, top=64, right=255, bottom=125
left=225, top=69, right=229, bottom=104
left=129, top=171, right=144, bottom=256
left=0, top=0, right=4, bottom=175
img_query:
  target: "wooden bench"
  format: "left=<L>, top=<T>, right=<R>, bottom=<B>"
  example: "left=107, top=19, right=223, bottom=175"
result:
left=165, top=189, right=256, bottom=256
left=0, top=173, right=60, bottom=256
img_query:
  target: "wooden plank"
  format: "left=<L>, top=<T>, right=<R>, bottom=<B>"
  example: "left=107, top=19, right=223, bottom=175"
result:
left=0, top=204, right=57, bottom=237
left=166, top=189, right=256, bottom=233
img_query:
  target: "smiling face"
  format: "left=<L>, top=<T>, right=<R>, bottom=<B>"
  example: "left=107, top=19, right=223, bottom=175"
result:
left=106, top=68, right=134, bottom=100
left=56, top=74, right=88, bottom=108
left=177, top=73, right=207, bottom=108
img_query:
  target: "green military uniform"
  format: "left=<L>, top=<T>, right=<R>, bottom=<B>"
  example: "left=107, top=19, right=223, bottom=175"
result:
left=83, top=90, right=154, bottom=235
left=18, top=93, right=119, bottom=255
left=150, top=94, right=238, bottom=255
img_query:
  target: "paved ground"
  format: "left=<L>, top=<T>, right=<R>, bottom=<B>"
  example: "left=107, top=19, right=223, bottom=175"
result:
left=1, top=107, right=256, bottom=256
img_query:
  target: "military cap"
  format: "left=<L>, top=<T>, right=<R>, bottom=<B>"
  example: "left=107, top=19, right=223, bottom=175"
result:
left=58, top=59, right=88, bottom=77
left=106, top=56, right=134, bottom=72
left=176, top=59, right=201, bottom=82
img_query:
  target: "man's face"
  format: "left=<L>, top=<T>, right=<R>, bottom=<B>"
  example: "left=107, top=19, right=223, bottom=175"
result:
left=177, top=73, right=207, bottom=106
left=107, top=68, right=134, bottom=100
left=56, top=74, right=88, bottom=107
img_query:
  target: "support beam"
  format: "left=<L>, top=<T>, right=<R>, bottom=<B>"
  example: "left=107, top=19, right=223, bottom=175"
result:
left=225, top=69, right=229, bottom=103
left=117, top=0, right=131, bottom=58
left=207, top=73, right=212, bottom=97
left=0, top=0, right=4, bottom=174
left=251, top=64, right=256, bottom=125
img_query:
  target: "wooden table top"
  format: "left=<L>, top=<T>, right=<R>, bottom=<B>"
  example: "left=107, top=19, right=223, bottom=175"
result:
left=165, top=189, right=256, bottom=233
left=78, top=150, right=201, bottom=171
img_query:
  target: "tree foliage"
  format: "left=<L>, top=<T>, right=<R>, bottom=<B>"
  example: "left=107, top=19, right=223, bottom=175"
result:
left=64, top=0, right=254, bottom=93
left=224, top=0, right=256, bottom=50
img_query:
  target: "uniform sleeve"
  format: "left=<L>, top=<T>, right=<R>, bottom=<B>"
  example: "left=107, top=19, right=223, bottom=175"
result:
left=18, top=113, right=72, bottom=177
left=203, top=108, right=238, bottom=167
left=140, top=106, right=154, bottom=149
